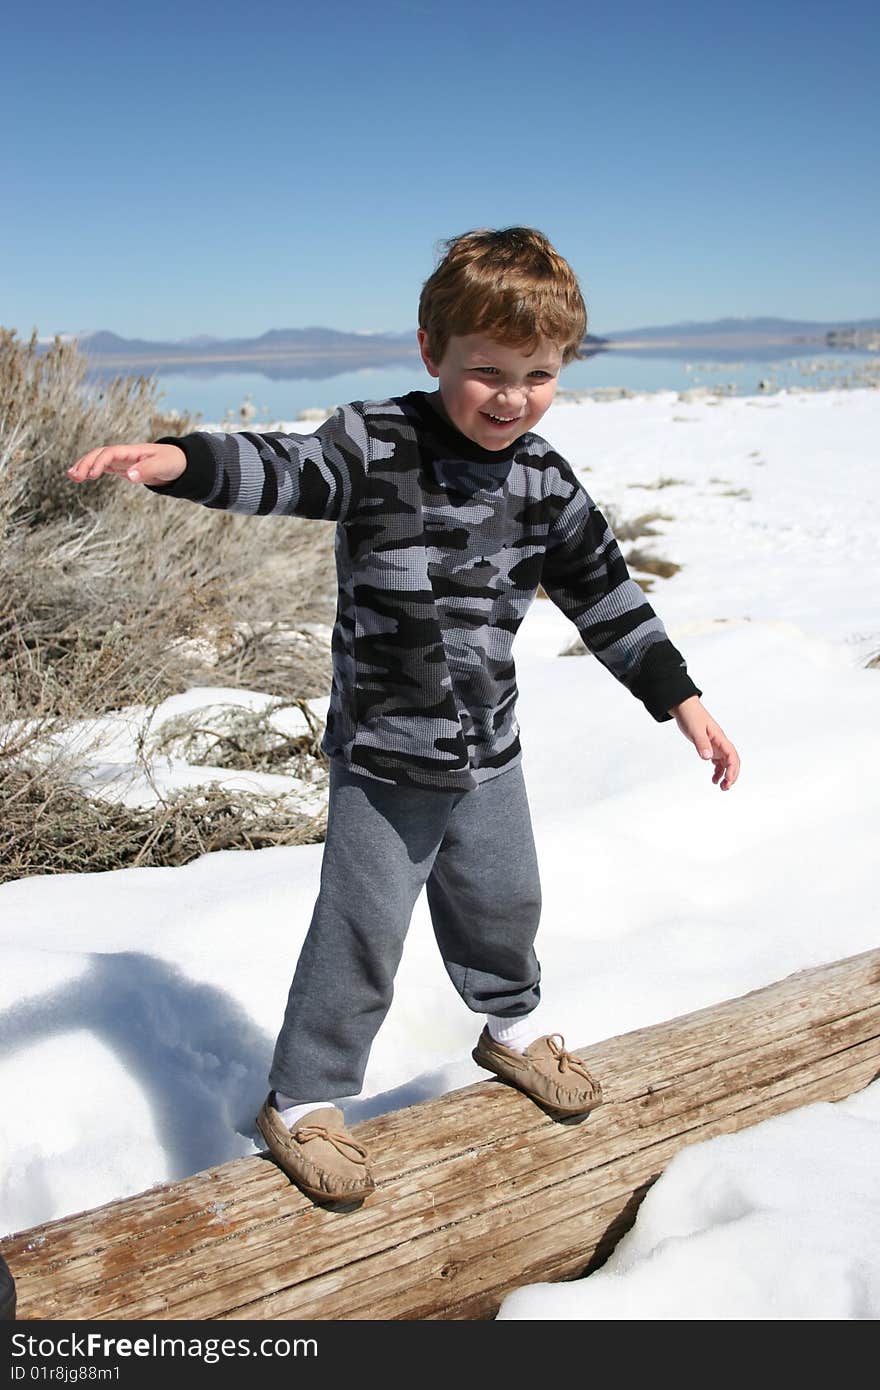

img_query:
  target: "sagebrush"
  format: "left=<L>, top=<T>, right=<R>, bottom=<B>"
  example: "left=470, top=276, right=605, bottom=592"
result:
left=0, top=328, right=334, bottom=879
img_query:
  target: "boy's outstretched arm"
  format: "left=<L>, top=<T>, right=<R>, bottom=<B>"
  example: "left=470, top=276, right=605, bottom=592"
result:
left=668, top=694, right=740, bottom=791
left=67, top=404, right=371, bottom=523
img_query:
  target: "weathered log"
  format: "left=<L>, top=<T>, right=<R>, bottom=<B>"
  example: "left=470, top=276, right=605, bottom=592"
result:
left=3, top=947, right=878, bottom=1321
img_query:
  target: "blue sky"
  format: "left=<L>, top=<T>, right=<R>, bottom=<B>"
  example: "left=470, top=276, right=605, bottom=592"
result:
left=3, top=0, right=877, bottom=340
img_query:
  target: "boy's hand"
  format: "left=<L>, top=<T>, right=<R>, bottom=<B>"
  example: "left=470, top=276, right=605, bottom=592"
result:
left=668, top=695, right=740, bottom=791
left=66, top=442, right=187, bottom=487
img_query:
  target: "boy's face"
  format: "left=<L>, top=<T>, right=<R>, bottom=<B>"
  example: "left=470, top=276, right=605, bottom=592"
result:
left=417, top=330, right=563, bottom=452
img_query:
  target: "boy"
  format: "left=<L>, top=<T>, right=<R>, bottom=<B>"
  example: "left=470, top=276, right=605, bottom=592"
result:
left=67, top=227, right=740, bottom=1206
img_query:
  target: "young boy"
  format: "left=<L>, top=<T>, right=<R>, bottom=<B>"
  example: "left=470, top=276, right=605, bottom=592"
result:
left=67, top=227, right=739, bottom=1206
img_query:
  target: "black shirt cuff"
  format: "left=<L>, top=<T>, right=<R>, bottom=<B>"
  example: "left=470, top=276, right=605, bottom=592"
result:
left=146, top=434, right=218, bottom=501
left=630, top=640, right=703, bottom=722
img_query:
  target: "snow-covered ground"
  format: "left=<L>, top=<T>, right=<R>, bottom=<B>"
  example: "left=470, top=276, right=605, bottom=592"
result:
left=1, top=386, right=878, bottom=1319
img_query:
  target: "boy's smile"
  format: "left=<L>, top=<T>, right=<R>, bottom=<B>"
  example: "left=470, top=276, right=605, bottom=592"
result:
left=417, top=330, right=563, bottom=451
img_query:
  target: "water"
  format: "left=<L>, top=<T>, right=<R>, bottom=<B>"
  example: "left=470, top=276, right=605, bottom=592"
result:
left=85, top=348, right=878, bottom=426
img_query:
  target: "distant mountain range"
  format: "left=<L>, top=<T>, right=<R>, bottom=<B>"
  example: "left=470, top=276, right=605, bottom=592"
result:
left=36, top=316, right=879, bottom=377
left=46, top=325, right=422, bottom=360
left=601, top=315, right=880, bottom=345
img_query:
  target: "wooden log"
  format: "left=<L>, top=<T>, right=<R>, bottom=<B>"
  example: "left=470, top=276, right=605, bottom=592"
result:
left=2, top=947, right=878, bottom=1321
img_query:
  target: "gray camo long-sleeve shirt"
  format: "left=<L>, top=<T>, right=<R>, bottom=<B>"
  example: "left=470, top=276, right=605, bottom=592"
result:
left=150, top=390, right=701, bottom=791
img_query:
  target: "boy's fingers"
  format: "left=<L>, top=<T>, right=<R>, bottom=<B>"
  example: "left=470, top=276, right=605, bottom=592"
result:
left=88, top=446, right=141, bottom=478
left=698, top=725, right=740, bottom=790
left=699, top=728, right=716, bottom=758
left=68, top=446, right=110, bottom=479
left=681, top=716, right=739, bottom=789
left=66, top=451, right=96, bottom=480
left=715, top=742, right=740, bottom=790
left=68, top=445, right=151, bottom=482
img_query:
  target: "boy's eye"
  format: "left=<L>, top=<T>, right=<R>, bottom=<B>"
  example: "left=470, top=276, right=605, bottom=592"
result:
left=471, top=367, right=554, bottom=379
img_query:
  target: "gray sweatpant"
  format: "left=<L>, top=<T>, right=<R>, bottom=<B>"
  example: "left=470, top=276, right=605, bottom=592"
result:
left=268, top=759, right=542, bottom=1102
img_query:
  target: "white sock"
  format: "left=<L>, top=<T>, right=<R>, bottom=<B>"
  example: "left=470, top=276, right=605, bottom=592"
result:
left=272, top=1092, right=336, bottom=1127
left=486, top=1007, right=545, bottom=1054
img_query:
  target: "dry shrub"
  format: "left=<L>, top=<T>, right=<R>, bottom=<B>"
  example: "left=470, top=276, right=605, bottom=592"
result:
left=86, top=478, right=337, bottom=700
left=0, top=328, right=201, bottom=528
left=151, top=698, right=327, bottom=777
left=602, top=508, right=675, bottom=542
left=0, top=327, right=336, bottom=880
left=0, top=327, right=337, bottom=715
left=0, top=762, right=327, bottom=885
left=629, top=476, right=688, bottom=490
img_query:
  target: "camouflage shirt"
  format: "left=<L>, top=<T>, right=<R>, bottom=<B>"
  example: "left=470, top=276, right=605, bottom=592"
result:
left=152, top=390, right=701, bottom=791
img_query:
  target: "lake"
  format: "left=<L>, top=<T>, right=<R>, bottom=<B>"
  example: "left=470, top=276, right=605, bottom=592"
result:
left=85, top=348, right=878, bottom=426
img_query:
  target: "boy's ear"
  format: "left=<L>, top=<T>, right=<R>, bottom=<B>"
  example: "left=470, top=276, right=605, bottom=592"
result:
left=417, top=328, right=440, bottom=378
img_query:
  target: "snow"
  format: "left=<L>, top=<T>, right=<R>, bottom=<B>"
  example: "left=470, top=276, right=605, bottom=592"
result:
left=498, top=1083, right=880, bottom=1321
left=1, top=385, right=878, bottom=1319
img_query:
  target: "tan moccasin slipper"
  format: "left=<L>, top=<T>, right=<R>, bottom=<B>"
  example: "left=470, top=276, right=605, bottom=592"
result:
left=472, top=1028, right=603, bottom=1116
left=255, top=1098, right=376, bottom=1203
